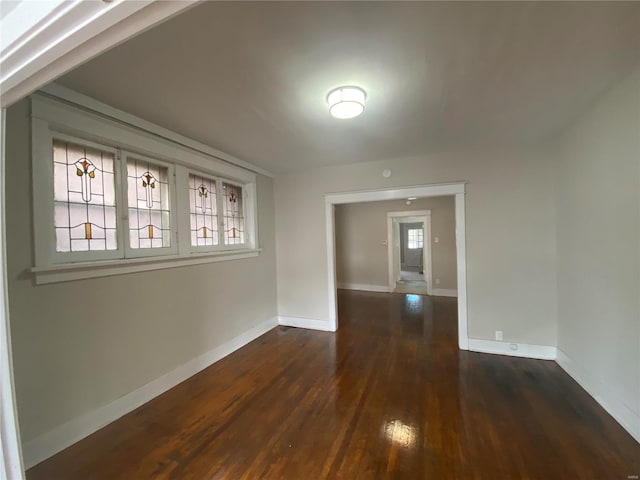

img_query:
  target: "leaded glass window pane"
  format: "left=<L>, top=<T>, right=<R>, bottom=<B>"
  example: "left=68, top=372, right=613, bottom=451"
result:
left=222, top=182, right=244, bottom=245
left=127, top=157, right=171, bottom=249
left=189, top=174, right=218, bottom=247
left=53, top=138, right=117, bottom=252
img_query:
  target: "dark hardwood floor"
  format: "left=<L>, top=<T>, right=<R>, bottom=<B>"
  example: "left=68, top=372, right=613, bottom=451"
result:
left=27, top=290, right=639, bottom=479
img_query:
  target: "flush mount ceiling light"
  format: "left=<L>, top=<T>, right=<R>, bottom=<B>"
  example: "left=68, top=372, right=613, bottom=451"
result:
left=327, top=86, right=366, bottom=119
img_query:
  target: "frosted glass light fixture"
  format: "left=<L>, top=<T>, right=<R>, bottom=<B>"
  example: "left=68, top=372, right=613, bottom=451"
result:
left=327, top=86, right=366, bottom=119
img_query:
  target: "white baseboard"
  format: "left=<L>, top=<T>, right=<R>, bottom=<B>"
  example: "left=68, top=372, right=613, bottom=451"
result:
left=22, top=316, right=278, bottom=469
left=556, top=349, right=640, bottom=443
left=337, top=283, right=390, bottom=293
left=468, top=338, right=557, bottom=360
left=430, top=288, right=457, bottom=297
left=278, top=315, right=334, bottom=331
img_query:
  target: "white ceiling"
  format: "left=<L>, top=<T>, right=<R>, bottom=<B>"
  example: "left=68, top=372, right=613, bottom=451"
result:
left=58, top=1, right=640, bottom=174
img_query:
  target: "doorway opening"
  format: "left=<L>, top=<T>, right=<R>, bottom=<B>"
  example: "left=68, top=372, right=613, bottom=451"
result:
left=325, top=182, right=469, bottom=350
left=387, top=211, right=431, bottom=295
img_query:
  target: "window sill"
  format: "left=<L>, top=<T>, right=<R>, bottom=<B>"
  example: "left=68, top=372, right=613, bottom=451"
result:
left=31, top=248, right=262, bottom=285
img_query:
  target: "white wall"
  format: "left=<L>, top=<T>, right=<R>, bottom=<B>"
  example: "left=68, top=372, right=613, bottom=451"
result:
left=554, top=67, right=640, bottom=440
left=5, top=99, right=278, bottom=447
left=335, top=196, right=456, bottom=290
left=275, top=146, right=557, bottom=346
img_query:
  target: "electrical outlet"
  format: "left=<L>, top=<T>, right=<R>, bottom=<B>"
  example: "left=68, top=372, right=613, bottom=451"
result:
left=435, top=278, right=441, bottom=285
left=495, top=330, right=503, bottom=341
left=510, top=343, right=518, bottom=351
left=434, top=236, right=440, bottom=243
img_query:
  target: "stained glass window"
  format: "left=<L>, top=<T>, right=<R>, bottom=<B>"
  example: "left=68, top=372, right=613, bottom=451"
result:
left=189, top=174, right=219, bottom=247
left=222, top=182, right=244, bottom=245
left=126, top=156, right=171, bottom=249
left=53, top=138, right=117, bottom=252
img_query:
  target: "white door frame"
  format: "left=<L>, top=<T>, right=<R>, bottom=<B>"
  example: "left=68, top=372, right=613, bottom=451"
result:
left=0, top=2, right=198, bottom=476
left=1, top=109, right=25, bottom=480
left=325, top=182, right=469, bottom=350
left=387, top=211, right=432, bottom=294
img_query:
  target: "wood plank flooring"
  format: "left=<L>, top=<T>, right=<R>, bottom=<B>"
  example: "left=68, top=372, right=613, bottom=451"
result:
left=27, top=290, right=639, bottom=479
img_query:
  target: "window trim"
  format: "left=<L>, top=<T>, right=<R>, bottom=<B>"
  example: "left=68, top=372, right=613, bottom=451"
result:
left=121, top=150, right=178, bottom=258
left=49, top=132, right=125, bottom=263
left=31, top=93, right=259, bottom=284
left=407, top=228, right=424, bottom=249
left=219, top=178, right=248, bottom=249
left=185, top=169, right=223, bottom=253
left=31, top=248, right=262, bottom=285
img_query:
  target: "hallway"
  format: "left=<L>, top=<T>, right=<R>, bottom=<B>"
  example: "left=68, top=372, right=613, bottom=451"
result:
left=27, top=291, right=639, bottom=479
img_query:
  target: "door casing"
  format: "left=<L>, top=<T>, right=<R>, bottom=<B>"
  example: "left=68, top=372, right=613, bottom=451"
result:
left=387, top=211, right=432, bottom=294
